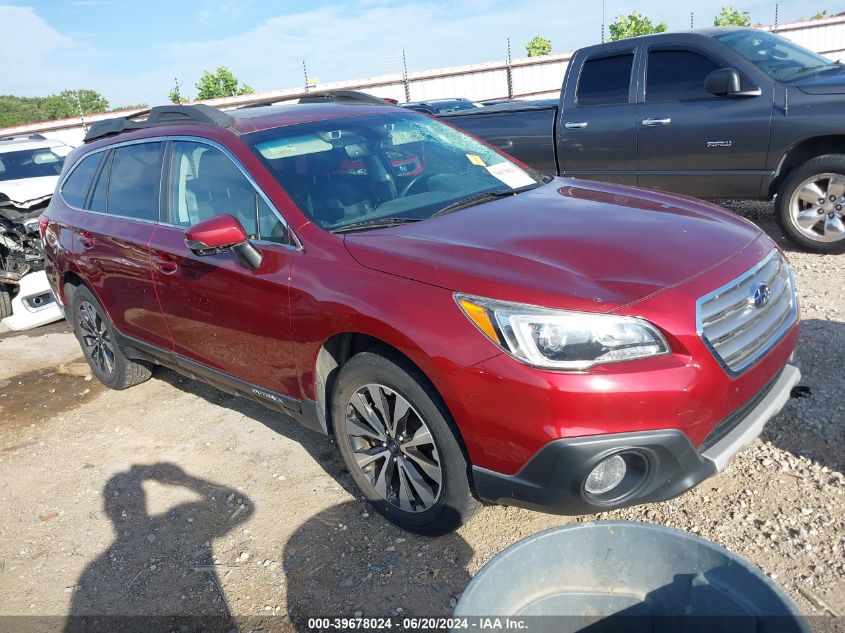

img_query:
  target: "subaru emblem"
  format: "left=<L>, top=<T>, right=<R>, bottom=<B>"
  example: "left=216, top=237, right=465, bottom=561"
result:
left=750, top=283, right=771, bottom=308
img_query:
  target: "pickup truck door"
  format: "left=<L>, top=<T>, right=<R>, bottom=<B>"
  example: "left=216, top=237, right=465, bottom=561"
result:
left=556, top=45, right=639, bottom=185
left=636, top=44, right=774, bottom=198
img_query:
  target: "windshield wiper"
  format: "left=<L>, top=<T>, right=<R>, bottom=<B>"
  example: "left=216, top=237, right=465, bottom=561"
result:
left=786, top=63, right=838, bottom=78
left=431, top=184, right=542, bottom=218
left=332, top=217, right=422, bottom=234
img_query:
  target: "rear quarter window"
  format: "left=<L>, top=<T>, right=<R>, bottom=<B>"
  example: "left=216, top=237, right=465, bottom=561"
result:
left=60, top=153, right=103, bottom=208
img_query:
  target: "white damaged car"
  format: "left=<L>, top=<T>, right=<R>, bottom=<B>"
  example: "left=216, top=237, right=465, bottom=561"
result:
left=0, top=134, right=71, bottom=330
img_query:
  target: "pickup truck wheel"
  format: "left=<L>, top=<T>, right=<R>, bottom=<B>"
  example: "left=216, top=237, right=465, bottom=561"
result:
left=331, top=351, right=480, bottom=535
left=70, top=286, right=152, bottom=390
left=776, top=156, right=845, bottom=253
left=0, top=284, right=12, bottom=320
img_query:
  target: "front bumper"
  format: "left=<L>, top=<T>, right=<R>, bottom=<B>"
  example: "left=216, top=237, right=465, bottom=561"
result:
left=473, top=363, right=800, bottom=514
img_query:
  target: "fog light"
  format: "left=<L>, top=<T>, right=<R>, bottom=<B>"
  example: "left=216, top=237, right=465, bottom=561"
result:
left=585, top=455, right=627, bottom=495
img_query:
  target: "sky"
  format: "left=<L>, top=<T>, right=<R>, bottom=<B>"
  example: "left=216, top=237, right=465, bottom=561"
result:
left=0, top=0, right=821, bottom=107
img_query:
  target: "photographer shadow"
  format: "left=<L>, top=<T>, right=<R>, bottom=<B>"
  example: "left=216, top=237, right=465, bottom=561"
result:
left=64, top=463, right=252, bottom=633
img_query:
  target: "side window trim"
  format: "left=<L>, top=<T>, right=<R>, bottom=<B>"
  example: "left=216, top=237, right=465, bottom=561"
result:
left=58, top=135, right=301, bottom=249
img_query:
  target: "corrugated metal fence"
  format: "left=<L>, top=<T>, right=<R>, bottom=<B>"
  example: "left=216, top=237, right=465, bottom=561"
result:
left=2, top=15, right=844, bottom=145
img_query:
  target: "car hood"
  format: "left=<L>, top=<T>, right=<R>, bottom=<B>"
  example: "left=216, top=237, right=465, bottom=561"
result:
left=0, top=175, right=59, bottom=209
left=343, top=179, right=765, bottom=313
left=794, top=67, right=845, bottom=95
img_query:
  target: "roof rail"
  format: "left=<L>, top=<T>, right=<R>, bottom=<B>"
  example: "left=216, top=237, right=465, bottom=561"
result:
left=84, top=104, right=235, bottom=143
left=238, top=90, right=392, bottom=109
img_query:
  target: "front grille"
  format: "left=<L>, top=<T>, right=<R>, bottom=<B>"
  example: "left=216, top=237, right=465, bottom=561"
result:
left=697, top=250, right=797, bottom=374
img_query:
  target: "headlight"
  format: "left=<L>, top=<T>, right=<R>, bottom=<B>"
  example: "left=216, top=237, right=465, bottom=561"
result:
left=456, top=294, right=670, bottom=370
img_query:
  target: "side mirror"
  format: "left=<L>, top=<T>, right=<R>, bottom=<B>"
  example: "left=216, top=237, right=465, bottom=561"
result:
left=184, top=214, right=263, bottom=270
left=705, top=68, right=761, bottom=97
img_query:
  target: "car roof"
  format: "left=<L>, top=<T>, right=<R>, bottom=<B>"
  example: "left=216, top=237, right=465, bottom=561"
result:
left=0, top=138, right=65, bottom=154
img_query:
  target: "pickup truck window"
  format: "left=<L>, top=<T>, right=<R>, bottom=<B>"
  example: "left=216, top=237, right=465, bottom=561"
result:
left=714, top=30, right=835, bottom=80
left=646, top=50, right=720, bottom=101
left=577, top=54, right=634, bottom=106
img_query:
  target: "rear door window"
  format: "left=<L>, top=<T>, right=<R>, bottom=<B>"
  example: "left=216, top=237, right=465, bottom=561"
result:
left=106, top=142, right=163, bottom=221
left=61, top=153, right=104, bottom=208
left=577, top=54, right=634, bottom=106
left=646, top=49, right=721, bottom=101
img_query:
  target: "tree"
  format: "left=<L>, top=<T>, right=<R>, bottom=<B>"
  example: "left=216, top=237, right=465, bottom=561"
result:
left=812, top=9, right=828, bottom=19
left=0, top=89, right=110, bottom=127
left=195, top=66, right=254, bottom=100
left=608, top=12, right=668, bottom=41
left=713, top=6, right=752, bottom=26
left=525, top=36, right=552, bottom=57
left=168, top=77, right=187, bottom=104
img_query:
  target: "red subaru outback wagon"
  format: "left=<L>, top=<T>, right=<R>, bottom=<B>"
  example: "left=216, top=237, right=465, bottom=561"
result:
left=41, top=97, right=801, bottom=534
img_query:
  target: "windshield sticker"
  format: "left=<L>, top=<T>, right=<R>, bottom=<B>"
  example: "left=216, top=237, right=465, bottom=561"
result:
left=466, top=153, right=486, bottom=166
left=485, top=162, right=535, bottom=189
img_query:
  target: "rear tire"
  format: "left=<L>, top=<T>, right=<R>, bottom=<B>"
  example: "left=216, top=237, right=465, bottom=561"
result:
left=70, top=285, right=152, bottom=390
left=0, top=284, right=12, bottom=320
left=776, top=155, right=845, bottom=254
left=332, top=351, right=480, bottom=535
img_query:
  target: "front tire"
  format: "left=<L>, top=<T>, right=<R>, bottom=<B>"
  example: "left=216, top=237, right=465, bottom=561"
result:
left=332, top=351, right=480, bottom=535
left=70, top=285, right=152, bottom=390
left=776, top=155, right=845, bottom=253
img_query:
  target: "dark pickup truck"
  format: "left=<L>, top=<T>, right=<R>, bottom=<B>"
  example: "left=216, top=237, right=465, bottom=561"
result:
left=442, top=28, right=845, bottom=253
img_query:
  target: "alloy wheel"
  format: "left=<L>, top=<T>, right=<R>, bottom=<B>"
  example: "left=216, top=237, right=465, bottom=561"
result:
left=345, top=383, right=442, bottom=513
left=788, top=172, right=845, bottom=243
left=78, top=300, right=115, bottom=376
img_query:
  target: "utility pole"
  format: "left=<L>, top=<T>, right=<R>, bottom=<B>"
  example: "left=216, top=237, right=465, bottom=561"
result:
left=402, top=50, right=411, bottom=103
left=601, top=0, right=606, bottom=43
left=74, top=90, right=87, bottom=132
left=506, top=38, right=514, bottom=99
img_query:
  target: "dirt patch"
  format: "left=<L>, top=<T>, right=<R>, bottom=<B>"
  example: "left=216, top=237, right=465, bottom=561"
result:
left=0, top=365, right=105, bottom=432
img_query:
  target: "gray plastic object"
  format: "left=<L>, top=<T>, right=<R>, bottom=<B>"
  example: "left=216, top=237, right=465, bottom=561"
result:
left=454, top=521, right=807, bottom=633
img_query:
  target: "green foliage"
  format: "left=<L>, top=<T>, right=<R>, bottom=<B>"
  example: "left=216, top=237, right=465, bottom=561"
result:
left=812, top=9, right=828, bottom=19
left=713, top=6, right=752, bottom=26
left=195, top=66, right=254, bottom=100
left=0, top=89, right=109, bottom=128
left=168, top=77, right=188, bottom=104
left=608, top=12, right=668, bottom=41
left=111, top=103, right=148, bottom=112
left=525, top=35, right=552, bottom=57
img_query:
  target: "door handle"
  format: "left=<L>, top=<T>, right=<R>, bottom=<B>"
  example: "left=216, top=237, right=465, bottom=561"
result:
left=564, top=121, right=588, bottom=129
left=642, top=117, right=672, bottom=127
left=78, top=231, right=96, bottom=249
left=152, top=254, right=178, bottom=275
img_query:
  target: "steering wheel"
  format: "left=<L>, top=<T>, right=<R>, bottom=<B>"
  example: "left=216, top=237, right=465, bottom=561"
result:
left=398, top=174, right=430, bottom=197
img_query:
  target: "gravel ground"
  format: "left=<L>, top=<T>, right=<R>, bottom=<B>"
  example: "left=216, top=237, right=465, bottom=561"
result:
left=0, top=201, right=842, bottom=630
